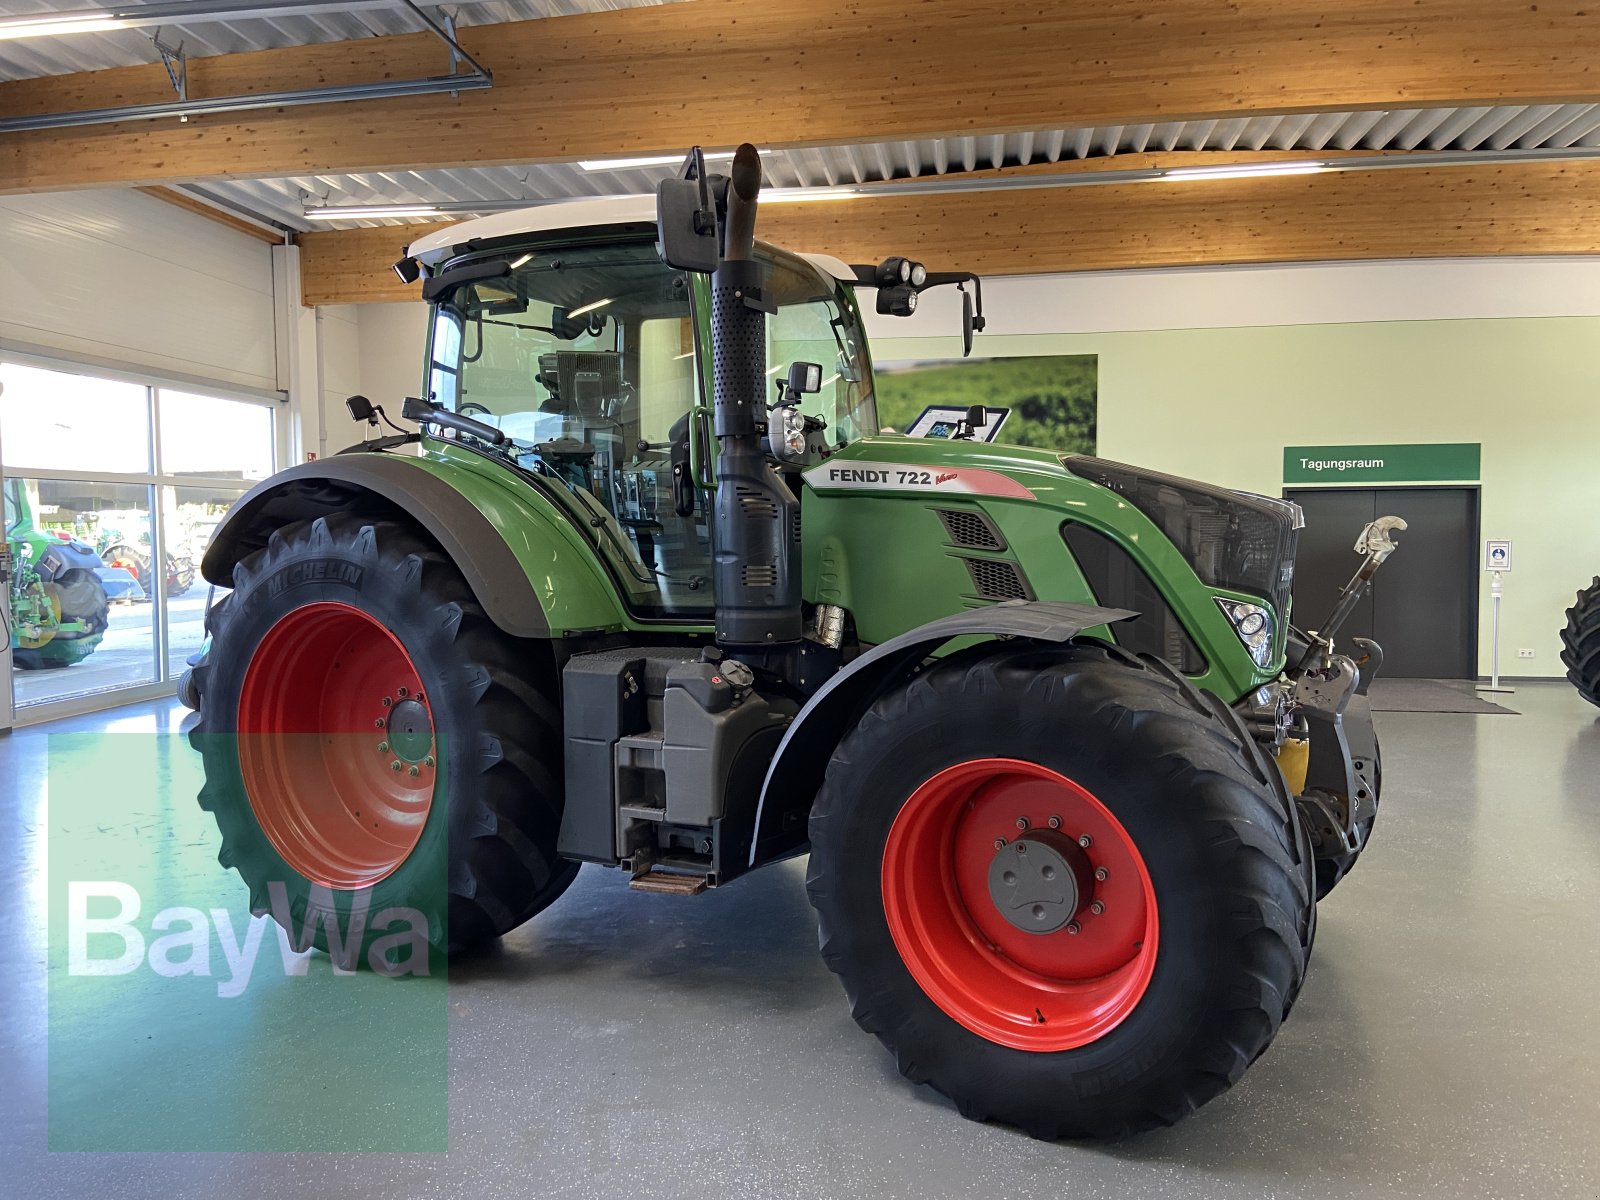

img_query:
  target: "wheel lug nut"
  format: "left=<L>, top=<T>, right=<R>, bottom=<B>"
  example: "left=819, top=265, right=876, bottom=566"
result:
left=375, top=718, right=386, bottom=729
left=993, top=837, right=1007, bottom=849
left=1078, top=834, right=1092, bottom=848
left=377, top=741, right=389, bottom=753
left=408, top=765, right=421, bottom=777
left=423, top=755, right=435, bottom=767
left=1066, top=922, right=1081, bottom=936
left=390, top=760, right=403, bottom=771
left=1089, top=901, right=1105, bottom=915
left=381, top=696, right=392, bottom=708
left=1094, top=867, right=1109, bottom=881
left=397, top=686, right=409, bottom=698
left=1015, top=816, right=1029, bottom=831
left=1048, top=815, right=1062, bottom=829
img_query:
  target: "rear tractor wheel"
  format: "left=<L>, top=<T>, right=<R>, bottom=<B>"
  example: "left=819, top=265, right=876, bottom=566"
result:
left=807, top=643, right=1314, bottom=1140
left=1561, top=576, right=1600, bottom=707
left=189, top=513, right=578, bottom=966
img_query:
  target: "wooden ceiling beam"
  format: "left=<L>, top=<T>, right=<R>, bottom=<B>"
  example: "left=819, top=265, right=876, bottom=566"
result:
left=4, top=0, right=1599, bottom=193
left=294, top=156, right=1600, bottom=307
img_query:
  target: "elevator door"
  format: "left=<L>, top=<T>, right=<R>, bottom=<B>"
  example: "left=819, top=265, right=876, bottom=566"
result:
left=1287, top=486, right=1479, bottom=679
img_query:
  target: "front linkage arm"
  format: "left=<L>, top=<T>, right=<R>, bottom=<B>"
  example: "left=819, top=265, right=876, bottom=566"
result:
left=1290, top=516, right=1403, bottom=884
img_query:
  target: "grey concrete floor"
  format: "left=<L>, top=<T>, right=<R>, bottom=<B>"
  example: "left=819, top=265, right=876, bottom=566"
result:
left=3, top=683, right=1599, bottom=1198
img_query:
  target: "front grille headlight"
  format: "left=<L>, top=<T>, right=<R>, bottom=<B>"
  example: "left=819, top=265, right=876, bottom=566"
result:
left=1215, top=597, right=1275, bottom=667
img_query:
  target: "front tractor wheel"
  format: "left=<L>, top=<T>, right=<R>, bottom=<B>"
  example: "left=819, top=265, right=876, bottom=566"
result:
left=807, top=643, right=1313, bottom=1140
left=190, top=514, right=578, bottom=964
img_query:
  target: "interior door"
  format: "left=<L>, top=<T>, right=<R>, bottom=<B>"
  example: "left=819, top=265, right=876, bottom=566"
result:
left=1287, top=486, right=1479, bottom=679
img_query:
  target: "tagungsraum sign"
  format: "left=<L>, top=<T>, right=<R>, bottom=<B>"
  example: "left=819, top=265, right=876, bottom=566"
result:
left=1283, top=443, right=1481, bottom=484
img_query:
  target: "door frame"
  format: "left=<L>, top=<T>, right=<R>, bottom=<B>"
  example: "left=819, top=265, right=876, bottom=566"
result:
left=1284, top=483, right=1482, bottom=680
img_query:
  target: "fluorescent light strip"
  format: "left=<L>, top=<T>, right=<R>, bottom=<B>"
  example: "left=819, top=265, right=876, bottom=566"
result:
left=566, top=297, right=613, bottom=318
left=1162, top=160, right=1327, bottom=181
left=760, top=188, right=862, bottom=204
left=304, top=205, right=444, bottom=220
left=0, top=14, right=129, bottom=39
left=580, top=148, right=773, bottom=172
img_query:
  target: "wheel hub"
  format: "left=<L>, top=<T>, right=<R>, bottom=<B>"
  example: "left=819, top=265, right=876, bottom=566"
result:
left=386, top=696, right=433, bottom=763
left=986, top=830, right=1094, bottom=934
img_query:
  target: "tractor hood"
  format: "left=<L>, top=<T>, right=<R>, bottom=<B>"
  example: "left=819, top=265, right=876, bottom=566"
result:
left=801, top=435, right=1303, bottom=685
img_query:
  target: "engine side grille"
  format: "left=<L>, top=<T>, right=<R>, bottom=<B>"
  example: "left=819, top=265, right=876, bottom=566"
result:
left=742, top=564, right=777, bottom=588
left=962, top=557, right=1032, bottom=601
left=936, top=508, right=1006, bottom=551
left=737, top=486, right=778, bottom=520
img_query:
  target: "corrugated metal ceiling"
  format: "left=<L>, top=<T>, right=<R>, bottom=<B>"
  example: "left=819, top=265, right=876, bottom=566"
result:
left=0, top=0, right=675, bottom=82
left=186, top=104, right=1600, bottom=231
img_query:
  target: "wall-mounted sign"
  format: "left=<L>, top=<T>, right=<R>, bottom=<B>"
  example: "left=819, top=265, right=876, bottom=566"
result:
left=1283, top=442, right=1480, bottom=484
left=1484, top=539, right=1512, bottom=572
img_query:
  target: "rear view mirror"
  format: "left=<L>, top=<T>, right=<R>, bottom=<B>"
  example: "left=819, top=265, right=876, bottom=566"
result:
left=551, top=307, right=607, bottom=341
left=656, top=148, right=721, bottom=274
left=962, top=290, right=975, bottom=358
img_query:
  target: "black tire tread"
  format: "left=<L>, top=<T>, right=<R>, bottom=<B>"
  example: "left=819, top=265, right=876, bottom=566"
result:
left=807, top=641, right=1312, bottom=1141
left=1561, top=576, right=1600, bottom=707
left=191, top=512, right=577, bottom=960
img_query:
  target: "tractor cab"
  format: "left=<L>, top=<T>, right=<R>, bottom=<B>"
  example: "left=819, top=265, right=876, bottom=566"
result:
left=409, top=198, right=876, bottom=616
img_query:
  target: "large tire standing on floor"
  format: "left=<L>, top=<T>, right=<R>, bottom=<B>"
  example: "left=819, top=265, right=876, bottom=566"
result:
left=13, top=570, right=111, bottom=670
left=1561, top=576, right=1600, bottom=707
left=808, top=642, right=1313, bottom=1141
left=189, top=513, right=578, bottom=964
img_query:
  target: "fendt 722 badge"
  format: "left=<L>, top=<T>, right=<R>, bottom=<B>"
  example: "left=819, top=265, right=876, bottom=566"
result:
left=187, top=143, right=1402, bottom=1140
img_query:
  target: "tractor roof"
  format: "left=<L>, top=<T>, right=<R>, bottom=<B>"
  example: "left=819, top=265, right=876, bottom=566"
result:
left=407, top=194, right=855, bottom=283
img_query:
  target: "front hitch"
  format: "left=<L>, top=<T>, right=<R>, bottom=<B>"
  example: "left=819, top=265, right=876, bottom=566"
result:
left=1294, top=515, right=1406, bottom=672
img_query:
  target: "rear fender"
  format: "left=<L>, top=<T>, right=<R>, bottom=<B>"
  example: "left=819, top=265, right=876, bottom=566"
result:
left=202, top=455, right=625, bottom=639
left=747, top=600, right=1134, bottom=868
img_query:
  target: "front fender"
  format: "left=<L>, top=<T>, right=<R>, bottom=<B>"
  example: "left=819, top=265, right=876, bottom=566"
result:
left=747, top=600, right=1134, bottom=868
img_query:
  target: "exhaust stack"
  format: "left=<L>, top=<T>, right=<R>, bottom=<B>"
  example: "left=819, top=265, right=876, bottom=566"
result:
left=708, top=144, right=803, bottom=650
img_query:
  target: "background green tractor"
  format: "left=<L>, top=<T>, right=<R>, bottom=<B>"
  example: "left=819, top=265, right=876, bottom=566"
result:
left=1561, top=577, right=1600, bottom=706
left=4, top=478, right=111, bottom=670
left=189, top=146, right=1398, bottom=1139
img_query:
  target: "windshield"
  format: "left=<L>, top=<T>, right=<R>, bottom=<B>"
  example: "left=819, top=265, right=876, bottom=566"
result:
left=760, top=254, right=877, bottom=445
left=423, top=239, right=874, bottom=617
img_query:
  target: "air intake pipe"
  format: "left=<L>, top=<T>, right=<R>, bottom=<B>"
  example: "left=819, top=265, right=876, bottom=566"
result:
left=709, top=144, right=803, bottom=650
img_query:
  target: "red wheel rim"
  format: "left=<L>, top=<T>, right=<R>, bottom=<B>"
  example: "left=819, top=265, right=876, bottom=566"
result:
left=236, top=601, right=435, bottom=889
left=880, top=758, right=1159, bottom=1051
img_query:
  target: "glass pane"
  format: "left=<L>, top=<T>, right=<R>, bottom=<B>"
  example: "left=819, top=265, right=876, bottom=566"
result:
left=8, top=478, right=157, bottom=709
left=164, top=485, right=238, bottom=681
left=764, top=257, right=877, bottom=446
left=0, top=362, right=151, bottom=475
left=430, top=241, right=714, bottom=614
left=158, top=390, right=274, bottom=481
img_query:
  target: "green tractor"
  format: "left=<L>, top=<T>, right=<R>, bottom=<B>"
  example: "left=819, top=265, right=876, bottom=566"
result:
left=4, top=477, right=111, bottom=670
left=190, top=146, right=1398, bottom=1138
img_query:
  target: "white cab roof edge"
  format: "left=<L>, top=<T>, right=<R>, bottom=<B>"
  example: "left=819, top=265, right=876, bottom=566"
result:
left=406, top=195, right=858, bottom=283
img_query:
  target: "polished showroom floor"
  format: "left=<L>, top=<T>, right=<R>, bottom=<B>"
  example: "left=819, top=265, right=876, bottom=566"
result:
left=3, top=683, right=1598, bottom=1198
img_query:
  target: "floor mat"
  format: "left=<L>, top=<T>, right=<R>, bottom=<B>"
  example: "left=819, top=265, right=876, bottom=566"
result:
left=1366, top=678, right=1518, bottom=714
